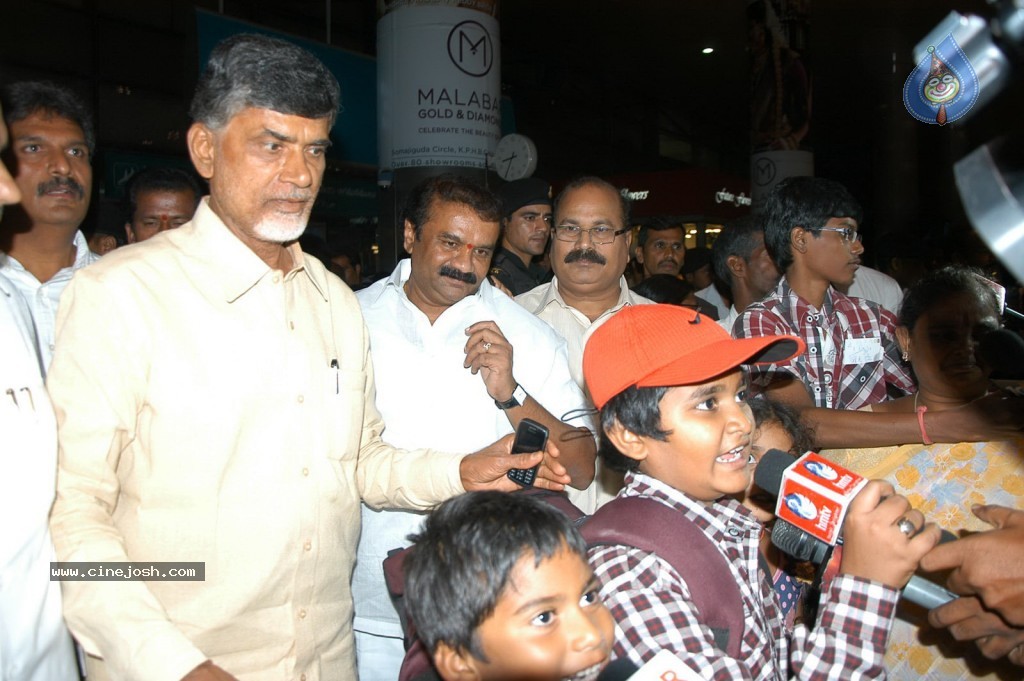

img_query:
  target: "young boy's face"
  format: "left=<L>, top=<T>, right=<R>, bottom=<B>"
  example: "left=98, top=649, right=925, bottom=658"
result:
left=802, top=216, right=864, bottom=288
left=448, top=545, right=614, bottom=681
left=626, top=369, right=755, bottom=502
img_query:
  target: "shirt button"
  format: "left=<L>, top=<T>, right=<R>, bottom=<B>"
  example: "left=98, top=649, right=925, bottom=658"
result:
left=859, top=376, right=867, bottom=383
left=300, top=675, right=307, bottom=681
left=302, top=467, right=309, bottom=477
left=298, top=609, right=307, bottom=619
left=272, top=274, right=281, bottom=284
left=297, top=395, right=304, bottom=404
left=49, top=343, right=56, bottom=351
left=289, top=321, right=295, bottom=330
left=304, top=540, right=312, bottom=551
left=809, top=347, right=817, bottom=354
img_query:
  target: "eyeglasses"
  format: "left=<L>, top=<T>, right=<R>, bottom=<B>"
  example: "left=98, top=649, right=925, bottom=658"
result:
left=818, top=226, right=861, bottom=243
left=553, top=224, right=630, bottom=245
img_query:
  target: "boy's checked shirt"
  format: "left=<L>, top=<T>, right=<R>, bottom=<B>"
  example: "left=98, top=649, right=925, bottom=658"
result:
left=734, top=277, right=914, bottom=410
left=588, top=472, right=900, bottom=680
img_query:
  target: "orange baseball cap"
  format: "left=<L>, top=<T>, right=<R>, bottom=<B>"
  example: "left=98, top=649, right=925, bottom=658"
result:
left=583, top=304, right=805, bottom=409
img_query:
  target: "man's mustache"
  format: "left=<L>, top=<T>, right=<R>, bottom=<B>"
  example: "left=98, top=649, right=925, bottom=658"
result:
left=438, top=264, right=477, bottom=284
left=564, top=248, right=607, bottom=265
left=37, top=177, right=85, bottom=199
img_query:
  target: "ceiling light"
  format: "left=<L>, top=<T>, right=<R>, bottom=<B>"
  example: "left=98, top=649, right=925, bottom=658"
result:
left=701, top=47, right=714, bottom=55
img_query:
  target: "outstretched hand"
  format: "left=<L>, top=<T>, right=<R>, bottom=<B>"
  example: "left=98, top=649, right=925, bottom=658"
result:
left=921, top=504, right=1024, bottom=626
left=460, top=434, right=570, bottom=492
left=928, top=595, right=1024, bottom=665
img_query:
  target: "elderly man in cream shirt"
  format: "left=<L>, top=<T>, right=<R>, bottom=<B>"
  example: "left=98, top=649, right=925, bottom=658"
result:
left=47, top=35, right=554, bottom=681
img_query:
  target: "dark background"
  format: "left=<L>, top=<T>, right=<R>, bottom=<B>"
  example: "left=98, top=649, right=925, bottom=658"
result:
left=2, top=0, right=1020, bottom=272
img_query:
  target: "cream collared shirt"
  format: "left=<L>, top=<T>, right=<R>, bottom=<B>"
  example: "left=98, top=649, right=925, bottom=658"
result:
left=516, top=276, right=653, bottom=393
left=47, top=200, right=465, bottom=681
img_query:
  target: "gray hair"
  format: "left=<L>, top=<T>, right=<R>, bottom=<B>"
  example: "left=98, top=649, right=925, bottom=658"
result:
left=189, top=33, right=341, bottom=129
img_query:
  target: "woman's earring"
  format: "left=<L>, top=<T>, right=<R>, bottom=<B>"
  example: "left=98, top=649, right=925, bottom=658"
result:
left=901, top=350, right=909, bottom=362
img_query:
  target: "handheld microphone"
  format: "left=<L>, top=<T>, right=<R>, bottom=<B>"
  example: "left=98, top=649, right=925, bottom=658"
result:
left=979, top=328, right=1024, bottom=381
left=754, top=449, right=957, bottom=609
left=594, top=651, right=704, bottom=681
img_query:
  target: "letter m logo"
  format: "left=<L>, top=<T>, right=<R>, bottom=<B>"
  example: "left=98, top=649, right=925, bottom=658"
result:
left=447, top=20, right=493, bottom=77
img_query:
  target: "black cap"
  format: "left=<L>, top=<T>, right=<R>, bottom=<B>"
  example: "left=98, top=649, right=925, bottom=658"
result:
left=682, top=247, right=712, bottom=274
left=498, top=178, right=552, bottom=217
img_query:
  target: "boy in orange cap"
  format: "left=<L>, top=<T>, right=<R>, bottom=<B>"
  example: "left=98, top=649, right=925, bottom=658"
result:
left=582, top=304, right=940, bottom=678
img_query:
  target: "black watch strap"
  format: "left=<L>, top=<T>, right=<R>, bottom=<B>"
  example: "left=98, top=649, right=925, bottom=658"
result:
left=494, top=384, right=528, bottom=410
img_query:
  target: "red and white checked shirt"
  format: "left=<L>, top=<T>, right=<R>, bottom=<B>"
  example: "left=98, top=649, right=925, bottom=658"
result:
left=589, top=473, right=899, bottom=680
left=733, top=278, right=914, bottom=410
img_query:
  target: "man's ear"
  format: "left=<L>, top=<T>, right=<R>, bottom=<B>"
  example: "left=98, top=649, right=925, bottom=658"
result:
left=634, top=243, right=645, bottom=265
left=187, top=123, right=216, bottom=181
left=790, top=226, right=808, bottom=255
left=124, top=223, right=136, bottom=244
left=604, top=419, right=648, bottom=464
left=434, top=642, right=480, bottom=681
left=403, top=219, right=417, bottom=255
left=726, top=253, right=746, bottom=279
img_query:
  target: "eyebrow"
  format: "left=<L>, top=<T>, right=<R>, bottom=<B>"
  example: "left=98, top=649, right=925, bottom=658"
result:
left=688, top=383, right=724, bottom=400
left=262, top=128, right=332, bottom=148
left=438, top=231, right=497, bottom=250
left=15, top=133, right=87, bottom=147
left=511, top=570, right=602, bottom=617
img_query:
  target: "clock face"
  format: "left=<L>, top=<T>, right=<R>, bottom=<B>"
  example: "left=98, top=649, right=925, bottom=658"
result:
left=494, top=134, right=538, bottom=181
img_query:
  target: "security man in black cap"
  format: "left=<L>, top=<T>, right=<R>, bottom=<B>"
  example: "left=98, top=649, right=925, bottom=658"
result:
left=489, top=177, right=553, bottom=295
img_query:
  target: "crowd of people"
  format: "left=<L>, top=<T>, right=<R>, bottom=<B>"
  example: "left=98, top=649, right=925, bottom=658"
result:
left=2, top=31, right=1024, bottom=681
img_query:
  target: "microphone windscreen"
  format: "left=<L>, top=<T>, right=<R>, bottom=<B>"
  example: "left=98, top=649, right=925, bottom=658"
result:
left=979, top=328, right=1024, bottom=379
left=752, top=448, right=794, bottom=497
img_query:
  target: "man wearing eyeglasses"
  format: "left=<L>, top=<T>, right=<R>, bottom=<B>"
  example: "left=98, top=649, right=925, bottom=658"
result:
left=516, top=176, right=652, bottom=508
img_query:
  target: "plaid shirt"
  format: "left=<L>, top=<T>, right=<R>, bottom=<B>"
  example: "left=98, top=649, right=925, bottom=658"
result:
left=733, top=277, right=914, bottom=409
left=589, top=472, right=899, bottom=680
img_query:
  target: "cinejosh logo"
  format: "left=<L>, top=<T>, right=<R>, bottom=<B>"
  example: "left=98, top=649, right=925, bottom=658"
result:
left=448, top=20, right=493, bottom=77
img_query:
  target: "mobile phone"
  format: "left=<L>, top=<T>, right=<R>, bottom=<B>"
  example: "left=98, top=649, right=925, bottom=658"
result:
left=506, top=418, right=549, bottom=487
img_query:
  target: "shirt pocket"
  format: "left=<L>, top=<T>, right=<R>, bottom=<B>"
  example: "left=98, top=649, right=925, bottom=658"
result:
left=325, top=368, right=367, bottom=463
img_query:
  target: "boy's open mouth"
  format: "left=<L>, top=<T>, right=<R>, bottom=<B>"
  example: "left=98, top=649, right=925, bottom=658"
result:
left=564, top=660, right=607, bottom=681
left=716, top=445, right=747, bottom=464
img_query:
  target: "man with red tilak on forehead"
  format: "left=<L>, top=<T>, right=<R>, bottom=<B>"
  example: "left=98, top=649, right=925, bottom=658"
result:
left=352, top=173, right=595, bottom=680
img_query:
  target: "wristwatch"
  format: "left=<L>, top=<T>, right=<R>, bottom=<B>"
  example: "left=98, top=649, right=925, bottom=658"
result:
left=494, top=384, right=528, bottom=410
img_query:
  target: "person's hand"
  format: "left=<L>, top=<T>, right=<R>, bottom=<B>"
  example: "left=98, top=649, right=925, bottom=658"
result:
left=460, top=434, right=570, bottom=492
left=181, top=661, right=238, bottom=681
left=464, top=321, right=517, bottom=403
left=920, top=504, right=1024, bottom=626
left=928, top=595, right=1024, bottom=665
left=938, top=390, right=1024, bottom=442
left=839, top=479, right=940, bottom=589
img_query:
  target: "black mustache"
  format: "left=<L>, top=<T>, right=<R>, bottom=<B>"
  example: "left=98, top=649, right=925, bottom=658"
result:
left=438, top=264, right=477, bottom=284
left=564, top=248, right=607, bottom=265
left=37, top=177, right=84, bottom=199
